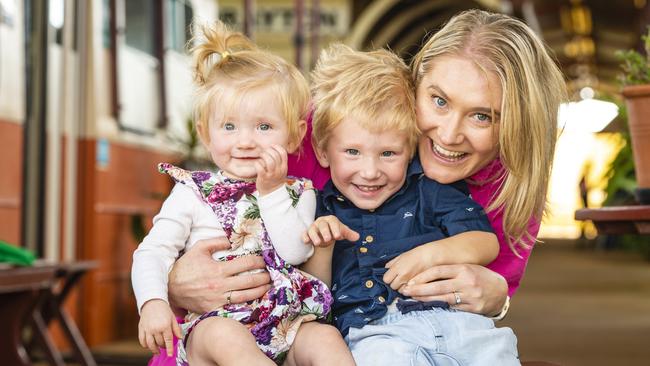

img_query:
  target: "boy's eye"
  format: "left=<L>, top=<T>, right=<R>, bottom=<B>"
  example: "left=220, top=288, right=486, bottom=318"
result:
left=258, top=123, right=271, bottom=131
left=345, top=149, right=360, bottom=156
left=432, top=96, right=447, bottom=108
left=223, top=122, right=235, bottom=131
left=381, top=151, right=395, bottom=157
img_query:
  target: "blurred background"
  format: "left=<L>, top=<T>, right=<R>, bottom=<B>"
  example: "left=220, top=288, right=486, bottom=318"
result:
left=1, top=0, right=650, bottom=365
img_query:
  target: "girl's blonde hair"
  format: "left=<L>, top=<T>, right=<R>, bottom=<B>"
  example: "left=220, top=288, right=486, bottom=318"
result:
left=191, top=22, right=309, bottom=149
left=311, top=44, right=418, bottom=155
left=412, top=9, right=567, bottom=254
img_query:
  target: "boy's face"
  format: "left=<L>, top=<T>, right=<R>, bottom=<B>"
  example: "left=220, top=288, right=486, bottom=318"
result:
left=316, top=118, right=411, bottom=210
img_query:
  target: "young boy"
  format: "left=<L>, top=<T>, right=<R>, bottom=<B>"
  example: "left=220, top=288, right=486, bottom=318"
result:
left=301, top=44, right=520, bottom=365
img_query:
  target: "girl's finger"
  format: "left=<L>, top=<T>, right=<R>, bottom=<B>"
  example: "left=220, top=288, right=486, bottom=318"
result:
left=146, top=333, right=159, bottom=355
left=163, top=328, right=175, bottom=357
left=138, top=327, right=147, bottom=348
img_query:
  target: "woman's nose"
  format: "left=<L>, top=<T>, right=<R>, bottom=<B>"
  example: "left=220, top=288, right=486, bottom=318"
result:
left=436, top=116, right=464, bottom=145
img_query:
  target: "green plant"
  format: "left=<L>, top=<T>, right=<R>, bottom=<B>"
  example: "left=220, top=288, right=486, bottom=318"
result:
left=617, top=26, right=650, bottom=86
left=603, top=99, right=636, bottom=206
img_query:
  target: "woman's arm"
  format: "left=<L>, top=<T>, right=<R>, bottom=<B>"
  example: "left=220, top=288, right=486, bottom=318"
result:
left=382, top=231, right=499, bottom=290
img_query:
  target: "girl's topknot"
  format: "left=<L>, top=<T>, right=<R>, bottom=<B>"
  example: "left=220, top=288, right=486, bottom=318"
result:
left=190, top=22, right=257, bottom=86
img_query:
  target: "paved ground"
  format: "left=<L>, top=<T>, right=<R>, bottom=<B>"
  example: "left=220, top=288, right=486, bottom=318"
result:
left=51, top=239, right=650, bottom=365
left=502, top=240, right=650, bottom=365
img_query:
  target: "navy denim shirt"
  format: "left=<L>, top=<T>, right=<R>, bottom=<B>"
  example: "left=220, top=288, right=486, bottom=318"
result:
left=316, top=157, right=493, bottom=336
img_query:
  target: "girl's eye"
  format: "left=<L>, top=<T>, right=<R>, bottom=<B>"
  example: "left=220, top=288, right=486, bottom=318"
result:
left=345, top=149, right=360, bottom=156
left=258, top=123, right=271, bottom=131
left=223, top=122, right=235, bottom=131
left=381, top=151, right=395, bottom=157
left=432, top=96, right=447, bottom=108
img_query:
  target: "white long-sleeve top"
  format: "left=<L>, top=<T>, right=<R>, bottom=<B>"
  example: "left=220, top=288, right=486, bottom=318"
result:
left=131, top=182, right=316, bottom=312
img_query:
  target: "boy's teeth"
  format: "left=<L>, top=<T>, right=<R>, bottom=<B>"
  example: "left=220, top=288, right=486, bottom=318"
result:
left=433, top=143, right=465, bottom=158
left=357, top=185, right=380, bottom=191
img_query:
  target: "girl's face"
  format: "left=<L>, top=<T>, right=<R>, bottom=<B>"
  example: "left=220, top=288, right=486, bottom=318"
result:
left=416, top=55, right=501, bottom=183
left=201, top=86, right=294, bottom=180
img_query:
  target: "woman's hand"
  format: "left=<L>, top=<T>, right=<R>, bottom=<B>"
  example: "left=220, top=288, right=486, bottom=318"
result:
left=167, top=238, right=271, bottom=314
left=398, top=263, right=508, bottom=316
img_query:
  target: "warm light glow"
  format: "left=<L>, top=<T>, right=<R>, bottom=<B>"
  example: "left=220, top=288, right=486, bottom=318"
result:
left=558, top=98, right=619, bottom=133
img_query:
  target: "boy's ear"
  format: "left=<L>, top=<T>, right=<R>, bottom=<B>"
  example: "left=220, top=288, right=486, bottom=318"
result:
left=313, top=139, right=330, bottom=168
left=288, top=119, right=308, bottom=153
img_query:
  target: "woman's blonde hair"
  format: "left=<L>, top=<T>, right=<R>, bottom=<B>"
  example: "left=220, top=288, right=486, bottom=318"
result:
left=191, top=22, right=309, bottom=149
left=311, top=44, right=418, bottom=155
left=412, top=9, right=567, bottom=254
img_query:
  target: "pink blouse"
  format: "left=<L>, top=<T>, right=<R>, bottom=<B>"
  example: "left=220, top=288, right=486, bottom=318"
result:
left=288, top=128, right=538, bottom=296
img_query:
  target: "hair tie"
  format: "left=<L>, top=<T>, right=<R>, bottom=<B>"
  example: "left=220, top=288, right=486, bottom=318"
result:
left=220, top=50, right=231, bottom=60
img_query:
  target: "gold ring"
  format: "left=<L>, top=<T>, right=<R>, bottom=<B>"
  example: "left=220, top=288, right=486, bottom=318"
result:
left=227, top=290, right=233, bottom=305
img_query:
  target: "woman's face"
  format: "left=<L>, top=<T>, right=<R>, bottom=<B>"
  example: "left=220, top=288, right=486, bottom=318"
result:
left=416, top=55, right=501, bottom=183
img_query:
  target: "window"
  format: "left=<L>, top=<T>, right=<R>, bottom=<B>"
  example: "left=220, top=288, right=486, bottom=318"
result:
left=125, top=0, right=155, bottom=55
left=167, top=0, right=193, bottom=53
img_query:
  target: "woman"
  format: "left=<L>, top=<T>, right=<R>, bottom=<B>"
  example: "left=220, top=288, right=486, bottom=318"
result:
left=151, top=9, right=566, bottom=364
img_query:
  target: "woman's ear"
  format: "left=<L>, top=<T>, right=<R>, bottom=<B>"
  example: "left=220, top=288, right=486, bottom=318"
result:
left=287, top=119, right=308, bottom=154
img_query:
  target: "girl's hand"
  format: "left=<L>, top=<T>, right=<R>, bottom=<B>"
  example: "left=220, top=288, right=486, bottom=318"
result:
left=168, top=238, right=271, bottom=314
left=138, top=299, right=182, bottom=356
left=302, top=215, right=360, bottom=247
left=256, top=144, right=288, bottom=195
left=398, top=263, right=508, bottom=316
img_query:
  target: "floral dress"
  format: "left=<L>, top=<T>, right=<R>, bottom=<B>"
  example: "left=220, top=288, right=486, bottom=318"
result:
left=157, top=164, right=333, bottom=365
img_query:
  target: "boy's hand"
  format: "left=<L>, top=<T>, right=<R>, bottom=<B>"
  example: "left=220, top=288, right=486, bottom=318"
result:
left=302, top=215, right=360, bottom=247
left=255, top=144, right=288, bottom=196
left=383, top=244, right=435, bottom=290
left=138, top=299, right=182, bottom=356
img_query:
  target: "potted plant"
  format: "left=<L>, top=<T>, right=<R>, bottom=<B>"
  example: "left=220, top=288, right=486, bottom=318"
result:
left=618, top=27, right=650, bottom=204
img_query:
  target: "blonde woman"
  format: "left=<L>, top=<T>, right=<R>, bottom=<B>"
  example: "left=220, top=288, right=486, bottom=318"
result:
left=155, top=8, right=566, bottom=365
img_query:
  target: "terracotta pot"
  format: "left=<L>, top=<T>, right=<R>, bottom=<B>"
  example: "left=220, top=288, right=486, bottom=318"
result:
left=622, top=84, right=650, bottom=203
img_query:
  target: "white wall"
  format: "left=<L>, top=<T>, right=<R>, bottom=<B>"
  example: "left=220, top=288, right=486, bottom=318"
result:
left=0, top=0, right=25, bottom=123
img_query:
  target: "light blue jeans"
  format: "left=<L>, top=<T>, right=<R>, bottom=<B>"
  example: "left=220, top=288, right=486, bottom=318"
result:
left=344, top=305, right=520, bottom=366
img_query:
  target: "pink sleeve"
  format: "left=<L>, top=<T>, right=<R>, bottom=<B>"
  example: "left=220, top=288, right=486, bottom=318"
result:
left=287, top=113, right=331, bottom=190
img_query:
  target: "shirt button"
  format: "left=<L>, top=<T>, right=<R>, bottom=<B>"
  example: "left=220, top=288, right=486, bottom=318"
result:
left=377, top=296, right=386, bottom=303
left=359, top=247, right=368, bottom=253
left=365, top=235, right=374, bottom=243
left=365, top=280, right=374, bottom=288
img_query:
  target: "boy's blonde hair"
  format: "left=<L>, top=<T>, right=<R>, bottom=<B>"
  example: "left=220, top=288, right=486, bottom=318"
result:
left=191, top=22, right=309, bottom=150
left=412, top=9, right=568, bottom=254
left=311, top=44, right=418, bottom=155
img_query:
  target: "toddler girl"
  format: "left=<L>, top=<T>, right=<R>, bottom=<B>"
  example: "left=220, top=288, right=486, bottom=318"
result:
left=131, top=22, right=354, bottom=366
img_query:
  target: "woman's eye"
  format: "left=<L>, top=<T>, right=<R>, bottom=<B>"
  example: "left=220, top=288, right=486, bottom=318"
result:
left=474, top=113, right=492, bottom=123
left=381, top=151, right=395, bottom=157
left=432, top=96, right=447, bottom=108
left=223, top=122, right=235, bottom=131
left=345, top=149, right=360, bottom=156
left=258, top=123, right=271, bottom=131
